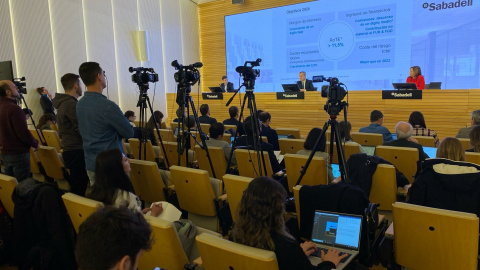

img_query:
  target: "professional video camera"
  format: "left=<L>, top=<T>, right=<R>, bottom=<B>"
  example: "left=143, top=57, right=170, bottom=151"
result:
left=14, top=77, right=27, bottom=94
left=235, top=58, right=261, bottom=89
left=172, top=60, right=202, bottom=106
left=172, top=60, right=202, bottom=88
left=129, top=67, right=159, bottom=86
left=319, top=76, right=347, bottom=115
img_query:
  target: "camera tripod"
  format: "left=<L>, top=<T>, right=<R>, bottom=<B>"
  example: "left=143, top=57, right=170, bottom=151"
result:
left=296, top=111, right=350, bottom=186
left=176, top=85, right=216, bottom=178
left=226, top=87, right=268, bottom=177
left=136, top=84, right=170, bottom=168
left=19, top=94, right=47, bottom=146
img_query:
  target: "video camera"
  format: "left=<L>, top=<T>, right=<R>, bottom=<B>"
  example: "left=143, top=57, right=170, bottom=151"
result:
left=172, top=60, right=202, bottom=88
left=235, top=58, right=261, bottom=89
left=318, top=76, right=347, bottom=115
left=14, top=77, right=27, bottom=94
left=129, top=67, right=159, bottom=86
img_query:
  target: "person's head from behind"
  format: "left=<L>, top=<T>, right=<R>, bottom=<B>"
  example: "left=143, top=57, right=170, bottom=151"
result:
left=409, top=66, right=422, bottom=78
left=79, top=62, right=106, bottom=89
left=176, top=108, right=186, bottom=119
left=370, top=110, right=384, bottom=125
left=338, top=121, right=352, bottom=141
left=436, top=137, right=465, bottom=161
left=37, top=113, right=56, bottom=129
left=146, top=110, right=163, bottom=129
left=76, top=207, right=152, bottom=270
left=229, top=106, right=239, bottom=119
left=259, top=111, right=271, bottom=126
left=243, top=116, right=260, bottom=137
left=61, top=73, right=83, bottom=97
left=124, top=110, right=136, bottom=123
left=471, top=109, right=480, bottom=126
left=408, top=111, right=426, bottom=128
left=469, top=125, right=480, bottom=152
left=209, top=122, right=225, bottom=140
left=89, top=149, right=134, bottom=205
left=200, top=104, right=210, bottom=116
left=186, top=115, right=196, bottom=129
left=395, top=122, right=413, bottom=140
left=231, top=176, right=289, bottom=250
left=304, top=127, right=326, bottom=152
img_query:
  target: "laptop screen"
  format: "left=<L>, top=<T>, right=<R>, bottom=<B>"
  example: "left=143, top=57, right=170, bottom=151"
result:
left=311, top=211, right=362, bottom=251
left=423, top=146, right=436, bottom=159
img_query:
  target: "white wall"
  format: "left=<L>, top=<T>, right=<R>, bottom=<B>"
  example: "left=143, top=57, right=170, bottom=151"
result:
left=0, top=0, right=200, bottom=122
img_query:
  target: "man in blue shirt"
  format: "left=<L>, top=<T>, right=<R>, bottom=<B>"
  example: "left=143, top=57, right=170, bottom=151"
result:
left=359, top=110, right=393, bottom=143
left=77, top=62, right=133, bottom=185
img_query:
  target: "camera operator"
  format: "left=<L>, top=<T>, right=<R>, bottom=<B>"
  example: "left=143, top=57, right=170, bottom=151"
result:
left=77, top=62, right=134, bottom=186
left=0, top=80, right=39, bottom=182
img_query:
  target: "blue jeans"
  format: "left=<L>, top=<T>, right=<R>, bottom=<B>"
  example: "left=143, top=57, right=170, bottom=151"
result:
left=1, top=153, right=31, bottom=182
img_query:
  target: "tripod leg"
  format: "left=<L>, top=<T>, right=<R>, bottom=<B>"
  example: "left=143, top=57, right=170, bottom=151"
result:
left=331, top=120, right=350, bottom=183
left=187, top=96, right=217, bottom=178
left=225, top=93, right=249, bottom=174
left=248, top=92, right=268, bottom=176
left=145, top=96, right=169, bottom=168
left=295, top=119, right=330, bottom=187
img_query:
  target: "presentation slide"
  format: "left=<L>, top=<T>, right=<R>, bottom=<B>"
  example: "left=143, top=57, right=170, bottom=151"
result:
left=225, top=0, right=480, bottom=92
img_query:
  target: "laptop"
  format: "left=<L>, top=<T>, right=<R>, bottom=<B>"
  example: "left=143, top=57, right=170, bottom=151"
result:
left=208, top=86, right=223, bottom=93
left=425, top=82, right=442, bottom=89
left=423, top=146, right=437, bottom=158
left=282, top=84, right=301, bottom=92
left=309, top=210, right=363, bottom=270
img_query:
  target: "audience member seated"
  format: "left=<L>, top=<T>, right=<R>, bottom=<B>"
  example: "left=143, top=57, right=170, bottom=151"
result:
left=456, top=109, right=480, bottom=138
left=408, top=111, right=439, bottom=147
left=338, top=121, right=365, bottom=153
left=124, top=110, right=136, bottom=127
left=223, top=105, right=245, bottom=135
left=235, top=116, right=283, bottom=173
left=383, top=122, right=429, bottom=162
left=132, top=110, right=164, bottom=146
left=173, top=107, right=186, bottom=123
left=206, top=122, right=236, bottom=166
left=37, top=113, right=56, bottom=131
left=408, top=154, right=480, bottom=218
left=199, top=104, right=217, bottom=124
left=230, top=176, right=346, bottom=270
left=296, top=127, right=334, bottom=182
left=467, top=125, right=480, bottom=152
left=88, top=149, right=163, bottom=217
left=359, top=110, right=393, bottom=143
left=435, top=137, right=465, bottom=161
left=76, top=207, right=153, bottom=270
left=146, top=110, right=164, bottom=130
left=259, top=111, right=280, bottom=151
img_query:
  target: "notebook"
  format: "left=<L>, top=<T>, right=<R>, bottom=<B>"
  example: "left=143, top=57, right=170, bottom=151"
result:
left=309, top=210, right=363, bottom=269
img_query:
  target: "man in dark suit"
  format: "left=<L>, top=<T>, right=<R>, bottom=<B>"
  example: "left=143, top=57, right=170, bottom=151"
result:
left=383, top=121, right=429, bottom=161
left=220, top=76, right=234, bottom=92
left=456, top=109, right=480, bottom=138
left=37, top=87, right=55, bottom=115
left=198, top=104, right=217, bottom=124
left=296, top=71, right=315, bottom=91
left=223, top=106, right=244, bottom=135
left=259, top=111, right=279, bottom=151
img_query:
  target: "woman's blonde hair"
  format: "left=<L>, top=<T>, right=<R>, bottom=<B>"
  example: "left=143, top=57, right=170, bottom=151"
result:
left=436, top=137, right=465, bottom=161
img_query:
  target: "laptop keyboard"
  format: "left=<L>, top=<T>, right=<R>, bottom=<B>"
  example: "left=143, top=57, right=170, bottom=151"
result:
left=310, top=248, right=351, bottom=263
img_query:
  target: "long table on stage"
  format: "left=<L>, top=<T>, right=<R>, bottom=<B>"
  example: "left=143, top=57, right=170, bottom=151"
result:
left=166, top=89, right=480, bottom=140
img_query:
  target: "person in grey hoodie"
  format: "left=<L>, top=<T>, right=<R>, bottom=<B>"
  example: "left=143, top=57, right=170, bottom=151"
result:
left=52, top=73, right=89, bottom=196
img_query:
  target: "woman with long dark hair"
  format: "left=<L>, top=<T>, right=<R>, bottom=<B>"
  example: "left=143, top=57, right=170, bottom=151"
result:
left=297, top=128, right=334, bottom=182
left=408, top=111, right=439, bottom=147
left=231, top=177, right=346, bottom=270
left=88, top=149, right=162, bottom=216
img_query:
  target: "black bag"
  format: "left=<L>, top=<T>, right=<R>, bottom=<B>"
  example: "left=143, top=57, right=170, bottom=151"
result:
left=365, top=203, right=379, bottom=237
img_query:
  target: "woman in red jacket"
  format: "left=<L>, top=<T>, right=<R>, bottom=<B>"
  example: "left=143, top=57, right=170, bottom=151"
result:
left=406, top=66, right=425, bottom=90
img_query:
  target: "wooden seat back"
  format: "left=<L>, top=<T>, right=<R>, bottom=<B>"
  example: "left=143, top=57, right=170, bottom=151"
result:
left=195, top=145, right=227, bottom=178
left=129, top=159, right=167, bottom=203
left=369, top=164, right=397, bottom=211
left=62, top=192, right=103, bottom=233
left=234, top=149, right=274, bottom=178
left=278, top=138, right=305, bottom=155
left=0, top=173, right=18, bottom=218
left=284, top=154, right=327, bottom=192
left=222, top=174, right=253, bottom=223
left=351, top=132, right=384, bottom=146
left=375, top=145, right=419, bottom=183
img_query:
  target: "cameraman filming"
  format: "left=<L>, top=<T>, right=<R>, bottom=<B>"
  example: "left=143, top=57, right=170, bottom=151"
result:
left=0, top=80, right=39, bottom=182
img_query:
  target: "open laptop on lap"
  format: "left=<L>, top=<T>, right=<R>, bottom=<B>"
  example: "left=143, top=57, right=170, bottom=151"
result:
left=309, top=210, right=363, bottom=270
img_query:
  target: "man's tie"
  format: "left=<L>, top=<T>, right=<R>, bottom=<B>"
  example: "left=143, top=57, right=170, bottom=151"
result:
left=303, top=81, right=305, bottom=89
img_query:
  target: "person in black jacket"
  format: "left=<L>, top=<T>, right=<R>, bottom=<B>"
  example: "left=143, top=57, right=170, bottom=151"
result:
left=199, top=104, right=217, bottom=124
left=231, top=177, right=346, bottom=270
left=37, top=87, right=55, bottom=115
left=383, top=121, right=429, bottom=161
left=220, top=75, right=234, bottom=92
